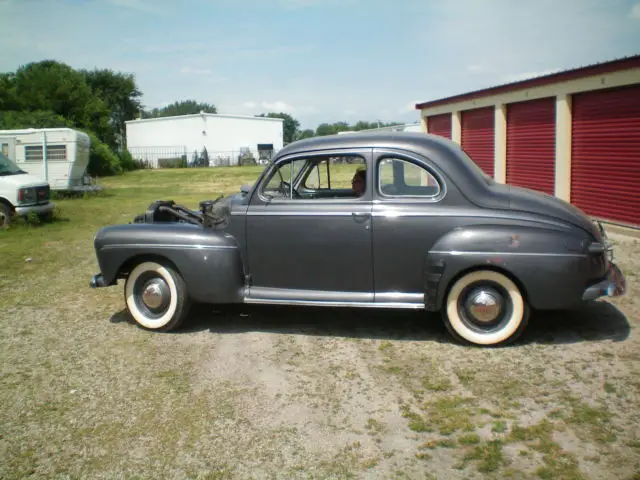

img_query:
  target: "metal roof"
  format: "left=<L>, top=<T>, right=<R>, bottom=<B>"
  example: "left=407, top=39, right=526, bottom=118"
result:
left=415, top=54, right=640, bottom=110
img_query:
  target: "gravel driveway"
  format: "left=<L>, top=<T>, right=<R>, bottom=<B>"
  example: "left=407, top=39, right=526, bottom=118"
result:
left=1, top=231, right=638, bottom=479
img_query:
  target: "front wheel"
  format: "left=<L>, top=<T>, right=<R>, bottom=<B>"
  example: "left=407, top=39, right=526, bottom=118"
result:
left=443, top=269, right=529, bottom=347
left=124, top=260, right=191, bottom=331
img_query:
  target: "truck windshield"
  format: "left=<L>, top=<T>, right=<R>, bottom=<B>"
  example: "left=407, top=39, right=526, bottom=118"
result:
left=0, top=152, right=25, bottom=176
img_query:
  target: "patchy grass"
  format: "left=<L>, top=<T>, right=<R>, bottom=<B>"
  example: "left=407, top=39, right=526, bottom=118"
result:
left=1, top=166, right=640, bottom=479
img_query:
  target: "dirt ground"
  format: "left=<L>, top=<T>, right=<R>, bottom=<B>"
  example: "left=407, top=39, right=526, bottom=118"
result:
left=1, top=230, right=639, bottom=479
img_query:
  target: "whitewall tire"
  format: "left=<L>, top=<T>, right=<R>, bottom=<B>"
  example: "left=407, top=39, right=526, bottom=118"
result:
left=443, top=269, right=529, bottom=346
left=124, top=260, right=191, bottom=331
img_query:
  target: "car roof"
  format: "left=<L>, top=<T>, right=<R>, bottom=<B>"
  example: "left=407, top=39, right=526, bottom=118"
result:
left=277, top=131, right=461, bottom=157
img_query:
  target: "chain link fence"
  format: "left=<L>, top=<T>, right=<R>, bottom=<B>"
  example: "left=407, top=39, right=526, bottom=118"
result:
left=127, top=146, right=276, bottom=169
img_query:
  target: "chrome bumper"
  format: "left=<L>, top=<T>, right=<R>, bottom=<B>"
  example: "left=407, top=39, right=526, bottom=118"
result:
left=90, top=273, right=107, bottom=288
left=582, top=263, right=626, bottom=301
left=15, top=202, right=55, bottom=215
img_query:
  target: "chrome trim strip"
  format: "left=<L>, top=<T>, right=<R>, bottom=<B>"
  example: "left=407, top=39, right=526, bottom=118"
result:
left=430, top=250, right=586, bottom=257
left=102, top=244, right=236, bottom=250
left=244, top=298, right=424, bottom=309
left=247, top=210, right=357, bottom=217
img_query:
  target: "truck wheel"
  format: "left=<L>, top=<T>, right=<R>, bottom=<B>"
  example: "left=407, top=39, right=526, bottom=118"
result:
left=443, top=270, right=529, bottom=347
left=124, top=260, right=191, bottom=331
left=0, top=203, right=12, bottom=229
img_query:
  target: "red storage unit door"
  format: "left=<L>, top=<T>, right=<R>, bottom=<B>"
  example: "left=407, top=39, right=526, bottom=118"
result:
left=506, top=97, right=556, bottom=195
left=571, top=84, right=640, bottom=226
left=461, top=106, right=495, bottom=176
left=427, top=113, right=452, bottom=139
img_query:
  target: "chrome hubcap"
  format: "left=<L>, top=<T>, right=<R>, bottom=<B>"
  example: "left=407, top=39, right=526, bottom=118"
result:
left=140, top=278, right=169, bottom=310
left=465, top=288, right=503, bottom=323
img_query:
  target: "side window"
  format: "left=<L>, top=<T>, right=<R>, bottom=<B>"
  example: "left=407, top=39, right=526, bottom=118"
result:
left=378, top=157, right=441, bottom=197
left=260, top=154, right=368, bottom=200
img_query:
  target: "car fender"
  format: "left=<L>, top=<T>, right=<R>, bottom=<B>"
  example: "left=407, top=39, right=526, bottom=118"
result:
left=93, top=222, right=245, bottom=303
left=425, top=223, right=599, bottom=311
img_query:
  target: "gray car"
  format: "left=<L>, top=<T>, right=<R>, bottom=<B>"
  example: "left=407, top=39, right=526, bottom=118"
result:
left=90, top=132, right=626, bottom=346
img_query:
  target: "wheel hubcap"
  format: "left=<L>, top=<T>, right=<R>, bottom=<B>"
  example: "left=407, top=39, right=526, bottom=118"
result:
left=464, top=288, right=503, bottom=323
left=139, top=278, right=170, bottom=312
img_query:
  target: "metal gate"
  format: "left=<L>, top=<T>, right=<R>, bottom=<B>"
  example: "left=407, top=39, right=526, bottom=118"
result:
left=571, top=84, right=640, bottom=226
left=461, top=106, right=495, bottom=177
left=506, top=97, right=556, bottom=195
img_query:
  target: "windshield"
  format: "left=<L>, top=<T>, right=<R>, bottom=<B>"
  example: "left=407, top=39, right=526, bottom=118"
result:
left=0, top=152, right=25, bottom=176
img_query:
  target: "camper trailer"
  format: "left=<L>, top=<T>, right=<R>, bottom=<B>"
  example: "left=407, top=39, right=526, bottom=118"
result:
left=0, top=128, right=92, bottom=190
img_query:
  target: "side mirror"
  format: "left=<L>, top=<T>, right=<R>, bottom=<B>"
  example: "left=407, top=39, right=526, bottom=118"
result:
left=240, top=184, right=251, bottom=194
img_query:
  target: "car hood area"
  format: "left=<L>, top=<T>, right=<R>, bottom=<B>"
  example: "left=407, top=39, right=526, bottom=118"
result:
left=0, top=172, right=49, bottom=189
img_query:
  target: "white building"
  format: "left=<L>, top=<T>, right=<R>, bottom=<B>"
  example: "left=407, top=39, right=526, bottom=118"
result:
left=125, top=113, right=284, bottom=167
left=337, top=122, right=423, bottom=134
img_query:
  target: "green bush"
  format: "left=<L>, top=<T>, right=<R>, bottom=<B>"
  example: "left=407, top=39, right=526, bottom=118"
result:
left=158, top=156, right=187, bottom=168
left=118, top=149, right=136, bottom=171
left=86, top=132, right=122, bottom=176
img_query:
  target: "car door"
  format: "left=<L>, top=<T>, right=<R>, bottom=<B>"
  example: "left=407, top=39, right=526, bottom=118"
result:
left=245, top=148, right=375, bottom=304
left=370, top=148, right=448, bottom=306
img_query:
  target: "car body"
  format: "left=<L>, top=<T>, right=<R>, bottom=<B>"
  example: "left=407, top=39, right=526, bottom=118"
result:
left=0, top=151, right=55, bottom=228
left=90, top=132, right=626, bottom=346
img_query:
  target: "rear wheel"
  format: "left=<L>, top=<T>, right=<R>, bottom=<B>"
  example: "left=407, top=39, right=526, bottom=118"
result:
left=443, top=270, right=529, bottom=346
left=124, top=260, right=191, bottom=331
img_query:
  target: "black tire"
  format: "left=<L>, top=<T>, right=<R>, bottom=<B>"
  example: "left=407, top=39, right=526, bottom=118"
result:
left=124, top=260, right=191, bottom=331
left=0, top=203, right=12, bottom=229
left=442, top=269, right=530, bottom=347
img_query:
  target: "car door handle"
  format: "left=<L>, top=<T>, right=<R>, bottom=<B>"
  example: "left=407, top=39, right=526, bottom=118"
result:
left=352, top=212, right=371, bottom=218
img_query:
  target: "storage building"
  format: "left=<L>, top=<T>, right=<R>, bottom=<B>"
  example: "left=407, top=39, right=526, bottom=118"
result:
left=125, top=113, right=284, bottom=167
left=415, top=55, right=640, bottom=228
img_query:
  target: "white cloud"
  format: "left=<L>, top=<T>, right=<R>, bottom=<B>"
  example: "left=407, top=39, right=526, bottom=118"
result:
left=107, top=0, right=163, bottom=15
left=630, top=2, right=640, bottom=19
left=501, top=68, right=562, bottom=83
left=260, top=101, right=296, bottom=113
left=467, top=65, right=493, bottom=74
left=242, top=101, right=257, bottom=109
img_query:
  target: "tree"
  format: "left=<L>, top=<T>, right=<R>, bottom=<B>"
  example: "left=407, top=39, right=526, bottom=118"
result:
left=256, top=112, right=300, bottom=144
left=143, top=100, right=217, bottom=118
left=8, top=60, right=112, bottom=142
left=81, top=68, right=143, bottom=150
left=296, top=129, right=315, bottom=140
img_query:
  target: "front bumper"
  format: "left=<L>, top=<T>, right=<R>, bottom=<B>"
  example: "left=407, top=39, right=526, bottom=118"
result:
left=15, top=202, right=55, bottom=216
left=582, top=262, right=626, bottom=301
left=90, top=273, right=107, bottom=288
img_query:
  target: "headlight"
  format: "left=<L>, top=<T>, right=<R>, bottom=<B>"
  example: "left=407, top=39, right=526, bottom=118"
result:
left=17, top=187, right=36, bottom=204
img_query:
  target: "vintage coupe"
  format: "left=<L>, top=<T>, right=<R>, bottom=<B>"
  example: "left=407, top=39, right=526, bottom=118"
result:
left=90, top=132, right=626, bottom=346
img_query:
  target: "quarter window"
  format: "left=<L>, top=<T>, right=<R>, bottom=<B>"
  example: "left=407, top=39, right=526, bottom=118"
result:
left=378, top=157, right=441, bottom=197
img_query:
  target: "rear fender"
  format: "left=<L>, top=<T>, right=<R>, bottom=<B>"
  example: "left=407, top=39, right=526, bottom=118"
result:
left=93, top=223, right=245, bottom=303
left=425, top=223, right=596, bottom=311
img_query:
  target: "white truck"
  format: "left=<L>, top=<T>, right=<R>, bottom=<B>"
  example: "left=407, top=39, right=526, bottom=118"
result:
left=0, top=150, right=55, bottom=228
left=0, top=128, right=92, bottom=190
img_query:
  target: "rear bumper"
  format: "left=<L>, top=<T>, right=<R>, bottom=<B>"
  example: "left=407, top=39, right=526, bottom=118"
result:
left=582, top=263, right=626, bottom=301
left=15, top=202, right=55, bottom=216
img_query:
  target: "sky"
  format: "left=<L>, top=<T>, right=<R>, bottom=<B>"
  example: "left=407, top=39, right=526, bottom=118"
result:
left=1, top=0, right=639, bottom=130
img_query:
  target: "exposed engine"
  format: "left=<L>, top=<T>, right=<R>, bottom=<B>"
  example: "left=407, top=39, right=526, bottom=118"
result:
left=132, top=196, right=232, bottom=230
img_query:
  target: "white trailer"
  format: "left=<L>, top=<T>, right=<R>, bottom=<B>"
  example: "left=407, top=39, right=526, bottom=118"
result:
left=0, top=128, right=92, bottom=190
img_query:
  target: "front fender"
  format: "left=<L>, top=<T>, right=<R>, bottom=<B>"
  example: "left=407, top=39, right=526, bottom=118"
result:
left=425, top=223, right=601, bottom=311
left=93, top=223, right=245, bottom=303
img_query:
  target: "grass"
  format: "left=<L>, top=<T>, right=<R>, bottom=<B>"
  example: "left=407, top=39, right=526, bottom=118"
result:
left=1, top=165, right=639, bottom=479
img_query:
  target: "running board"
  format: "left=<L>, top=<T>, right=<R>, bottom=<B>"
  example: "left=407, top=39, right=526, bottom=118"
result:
left=243, top=297, right=425, bottom=309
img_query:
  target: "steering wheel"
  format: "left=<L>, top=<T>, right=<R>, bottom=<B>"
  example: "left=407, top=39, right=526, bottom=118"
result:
left=279, top=180, right=301, bottom=199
